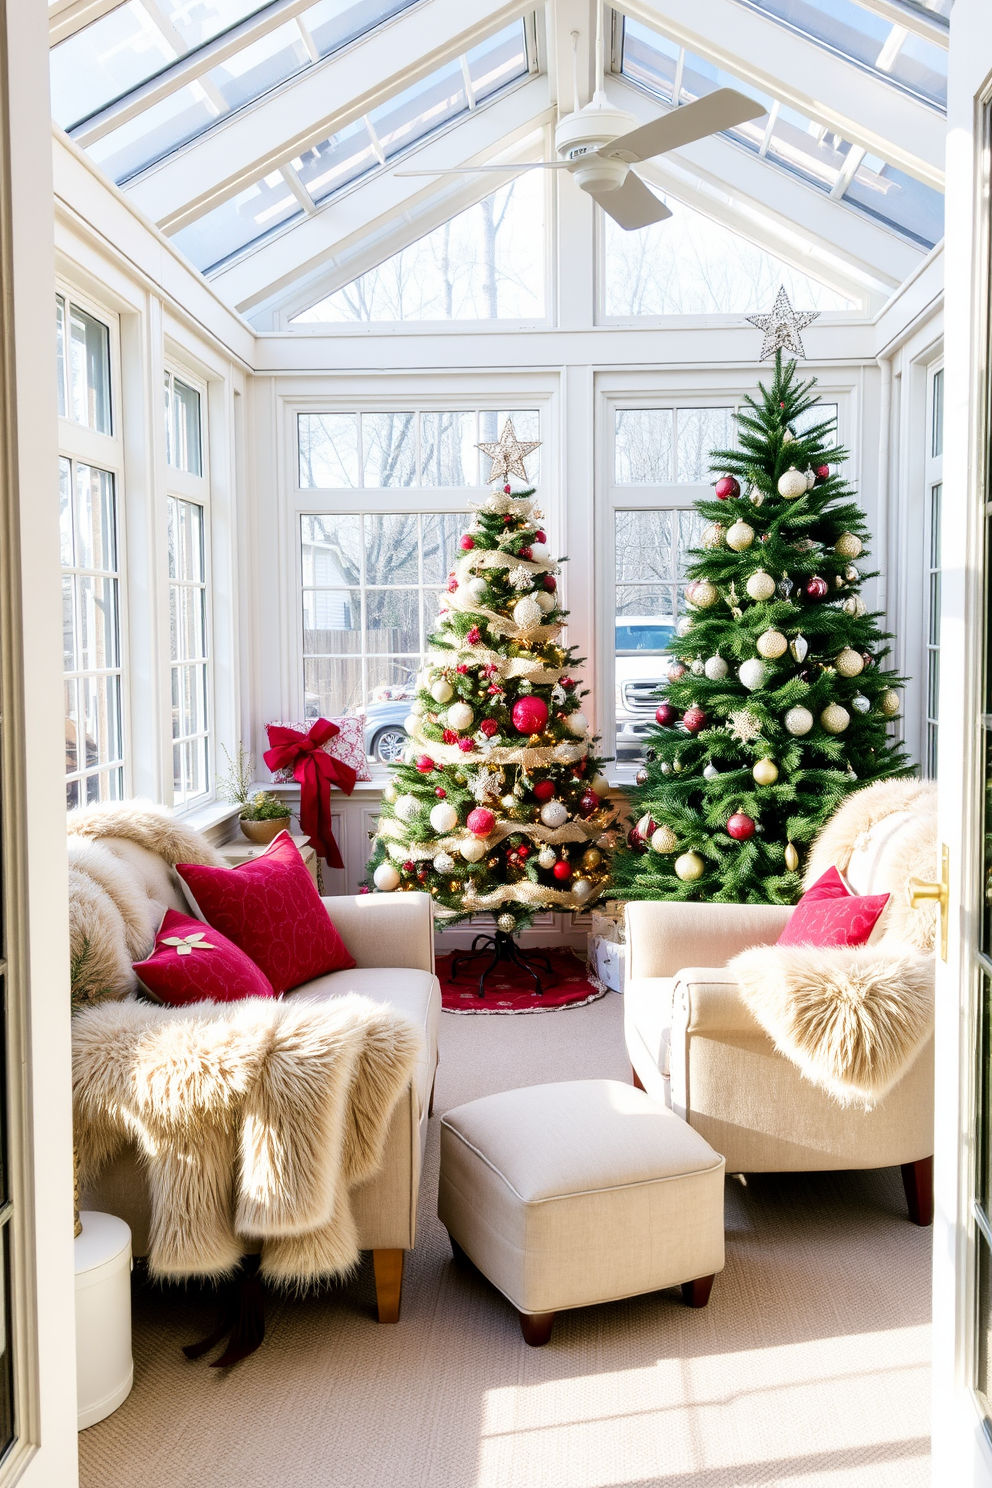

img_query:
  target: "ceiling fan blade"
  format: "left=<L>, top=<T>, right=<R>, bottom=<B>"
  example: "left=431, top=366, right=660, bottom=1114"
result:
left=392, top=162, right=571, bottom=176
left=589, top=173, right=672, bottom=231
left=602, top=88, right=766, bottom=163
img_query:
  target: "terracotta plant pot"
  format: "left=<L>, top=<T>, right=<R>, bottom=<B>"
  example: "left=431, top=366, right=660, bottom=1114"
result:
left=240, top=816, right=291, bottom=845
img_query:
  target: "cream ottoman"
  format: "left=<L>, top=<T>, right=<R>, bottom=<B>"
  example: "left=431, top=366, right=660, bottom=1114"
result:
left=438, top=1078, right=725, bottom=1345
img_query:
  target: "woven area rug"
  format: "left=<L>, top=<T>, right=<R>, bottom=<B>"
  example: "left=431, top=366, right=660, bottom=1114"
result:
left=438, top=946, right=608, bottom=1014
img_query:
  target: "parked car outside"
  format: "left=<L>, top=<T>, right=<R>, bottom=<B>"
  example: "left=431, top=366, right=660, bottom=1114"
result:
left=361, top=696, right=414, bottom=763
left=614, top=616, right=676, bottom=763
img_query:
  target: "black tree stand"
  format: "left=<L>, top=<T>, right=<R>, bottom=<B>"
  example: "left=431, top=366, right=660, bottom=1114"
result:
left=449, top=930, right=555, bottom=998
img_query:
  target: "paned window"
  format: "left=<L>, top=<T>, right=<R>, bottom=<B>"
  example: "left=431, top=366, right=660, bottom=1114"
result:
left=165, top=371, right=203, bottom=476
left=614, top=407, right=735, bottom=485
left=56, top=293, right=111, bottom=434
left=298, top=408, right=541, bottom=488
left=292, top=174, right=545, bottom=324
left=169, top=498, right=210, bottom=805
left=603, top=196, right=857, bottom=317
left=61, top=457, right=124, bottom=808
left=925, top=365, right=943, bottom=776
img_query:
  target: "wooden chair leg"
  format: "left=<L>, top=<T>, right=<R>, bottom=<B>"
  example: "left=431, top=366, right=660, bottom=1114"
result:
left=428, top=1067, right=437, bottom=1118
left=372, top=1249, right=404, bottom=1323
left=519, top=1311, right=555, bottom=1346
left=681, top=1274, right=715, bottom=1308
left=631, top=1066, right=646, bottom=1092
left=901, top=1156, right=934, bottom=1227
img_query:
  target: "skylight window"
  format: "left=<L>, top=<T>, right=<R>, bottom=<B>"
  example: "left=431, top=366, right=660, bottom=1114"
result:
left=169, top=20, right=530, bottom=275
left=618, top=16, right=944, bottom=250
left=729, top=0, right=948, bottom=109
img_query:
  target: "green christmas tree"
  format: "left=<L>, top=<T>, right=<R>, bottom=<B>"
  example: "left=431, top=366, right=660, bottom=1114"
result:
left=365, top=421, right=616, bottom=932
left=611, top=289, right=911, bottom=905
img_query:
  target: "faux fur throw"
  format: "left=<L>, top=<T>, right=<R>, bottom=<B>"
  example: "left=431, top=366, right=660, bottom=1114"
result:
left=68, top=800, right=225, bottom=1006
left=73, top=992, right=422, bottom=1287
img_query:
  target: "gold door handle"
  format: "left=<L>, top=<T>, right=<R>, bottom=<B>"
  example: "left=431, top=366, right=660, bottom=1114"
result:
left=907, top=842, right=949, bottom=962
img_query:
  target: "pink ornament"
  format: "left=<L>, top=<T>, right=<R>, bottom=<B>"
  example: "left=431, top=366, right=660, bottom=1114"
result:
left=466, top=626, right=480, bottom=644
left=359, top=886, right=370, bottom=894
left=479, top=718, right=498, bottom=737
left=511, top=695, right=549, bottom=734
left=503, top=484, right=511, bottom=494
left=682, top=706, right=707, bottom=734
left=456, top=664, right=469, bottom=674
left=655, top=703, right=678, bottom=727
left=534, top=780, right=556, bottom=801
left=460, top=535, right=474, bottom=550
left=447, top=576, right=458, bottom=593
left=442, top=729, right=457, bottom=744
left=715, top=476, right=740, bottom=500
left=727, top=812, right=756, bottom=841
left=805, top=575, right=828, bottom=600
left=666, top=661, right=686, bottom=682
left=458, top=737, right=475, bottom=753
left=416, top=756, right=435, bottom=774
left=814, top=464, right=830, bottom=484
left=552, top=860, right=571, bottom=881
left=467, top=807, right=496, bottom=836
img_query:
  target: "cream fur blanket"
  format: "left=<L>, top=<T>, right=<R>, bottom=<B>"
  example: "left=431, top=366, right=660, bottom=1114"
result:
left=73, top=992, right=422, bottom=1287
left=729, top=779, right=936, bottom=1107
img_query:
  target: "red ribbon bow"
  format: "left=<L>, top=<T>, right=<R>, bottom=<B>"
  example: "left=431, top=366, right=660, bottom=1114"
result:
left=263, top=719, right=357, bottom=871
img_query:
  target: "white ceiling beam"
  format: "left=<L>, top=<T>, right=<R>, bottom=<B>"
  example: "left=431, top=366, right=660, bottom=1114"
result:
left=49, top=0, right=124, bottom=46
left=124, top=0, right=532, bottom=231
left=207, top=75, right=553, bottom=313
left=619, top=0, right=945, bottom=186
left=848, top=0, right=948, bottom=47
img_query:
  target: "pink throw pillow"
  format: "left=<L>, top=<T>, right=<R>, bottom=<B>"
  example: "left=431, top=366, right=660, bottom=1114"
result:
left=134, top=908, right=275, bottom=1006
left=176, top=831, right=356, bottom=994
left=267, top=717, right=372, bottom=783
left=778, top=867, right=889, bottom=948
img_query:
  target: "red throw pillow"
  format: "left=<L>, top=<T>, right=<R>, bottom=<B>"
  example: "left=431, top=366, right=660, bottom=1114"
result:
left=778, top=867, right=889, bottom=948
left=134, top=908, right=275, bottom=1006
left=176, top=831, right=356, bottom=994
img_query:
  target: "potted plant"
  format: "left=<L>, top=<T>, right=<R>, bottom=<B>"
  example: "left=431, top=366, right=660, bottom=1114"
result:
left=218, top=745, right=293, bottom=844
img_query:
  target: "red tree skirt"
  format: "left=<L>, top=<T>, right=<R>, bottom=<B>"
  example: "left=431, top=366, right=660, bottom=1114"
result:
left=438, top=946, right=608, bottom=1015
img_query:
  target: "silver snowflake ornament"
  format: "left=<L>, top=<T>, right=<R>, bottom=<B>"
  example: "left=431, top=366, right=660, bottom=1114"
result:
left=746, top=285, right=819, bottom=361
left=728, top=710, right=762, bottom=744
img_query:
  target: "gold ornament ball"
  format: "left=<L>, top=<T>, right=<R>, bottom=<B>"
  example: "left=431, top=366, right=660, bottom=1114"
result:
left=581, top=848, right=603, bottom=871
left=674, top=851, right=705, bottom=882
left=752, top=757, right=779, bottom=785
left=689, top=580, right=719, bottom=609
left=843, top=596, right=867, bottom=618
left=650, top=825, right=678, bottom=854
left=777, top=467, right=808, bottom=500
left=745, top=570, right=776, bottom=602
left=820, top=702, right=850, bottom=734
left=702, top=523, right=726, bottom=549
left=834, top=532, right=863, bottom=559
left=527, top=733, right=542, bottom=746
left=835, top=647, right=864, bottom=678
left=726, top=521, right=755, bottom=552
left=880, top=688, right=901, bottom=717
left=756, top=629, right=788, bottom=660
left=497, top=913, right=516, bottom=933
left=784, top=842, right=800, bottom=872
left=785, top=706, right=814, bottom=736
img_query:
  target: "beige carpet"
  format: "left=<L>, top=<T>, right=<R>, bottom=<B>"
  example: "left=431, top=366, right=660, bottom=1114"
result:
left=78, top=992, right=931, bottom=1488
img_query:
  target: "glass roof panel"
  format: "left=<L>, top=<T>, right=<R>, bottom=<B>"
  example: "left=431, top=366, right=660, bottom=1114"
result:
left=292, top=117, right=377, bottom=205
left=170, top=170, right=304, bottom=270
left=368, top=58, right=467, bottom=159
left=619, top=16, right=943, bottom=249
left=730, top=0, right=946, bottom=108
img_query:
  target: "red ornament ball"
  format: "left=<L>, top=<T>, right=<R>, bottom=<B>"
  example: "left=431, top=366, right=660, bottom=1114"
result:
left=543, top=574, right=557, bottom=591
left=552, top=860, right=572, bottom=881
left=466, top=807, right=496, bottom=837
left=518, top=546, right=533, bottom=560
left=814, top=464, right=830, bottom=484
left=860, top=651, right=875, bottom=669
left=682, top=706, right=707, bottom=734
left=804, top=575, right=829, bottom=600
left=416, top=755, right=435, bottom=774
left=715, top=476, right=740, bottom=500
left=533, top=780, right=556, bottom=801
left=402, top=861, right=415, bottom=873
left=479, top=718, right=498, bottom=737
left=655, top=703, right=679, bottom=727
left=511, top=695, right=549, bottom=734
left=503, top=485, right=512, bottom=495
left=626, top=826, right=647, bottom=855
left=517, top=845, right=530, bottom=859
left=459, top=535, right=474, bottom=550
left=534, top=530, right=546, bottom=543
left=727, top=812, right=756, bottom=841
left=446, top=575, right=458, bottom=592
left=457, top=737, right=475, bottom=753
left=579, top=790, right=599, bottom=817
left=435, top=787, right=447, bottom=798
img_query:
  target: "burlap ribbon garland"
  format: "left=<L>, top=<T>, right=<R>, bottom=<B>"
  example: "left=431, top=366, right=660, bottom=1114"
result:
left=379, top=816, right=604, bottom=856
left=457, top=881, right=596, bottom=913
left=456, top=550, right=556, bottom=582
left=404, top=732, right=588, bottom=769
left=426, top=648, right=565, bottom=685
left=441, top=587, right=564, bottom=644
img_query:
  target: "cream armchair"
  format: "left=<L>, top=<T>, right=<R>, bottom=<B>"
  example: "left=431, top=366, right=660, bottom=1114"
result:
left=623, top=780, right=936, bottom=1225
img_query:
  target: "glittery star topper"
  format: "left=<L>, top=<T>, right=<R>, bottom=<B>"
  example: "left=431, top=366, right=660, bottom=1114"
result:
left=746, top=285, right=819, bottom=361
left=476, top=419, right=541, bottom=485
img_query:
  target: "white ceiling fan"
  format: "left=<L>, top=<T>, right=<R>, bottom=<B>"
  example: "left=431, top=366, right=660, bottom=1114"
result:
left=393, top=13, right=765, bottom=230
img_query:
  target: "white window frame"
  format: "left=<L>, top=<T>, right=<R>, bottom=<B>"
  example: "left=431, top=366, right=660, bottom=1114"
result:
left=57, top=279, right=128, bottom=808
left=164, top=362, right=213, bottom=810
left=924, top=358, right=943, bottom=778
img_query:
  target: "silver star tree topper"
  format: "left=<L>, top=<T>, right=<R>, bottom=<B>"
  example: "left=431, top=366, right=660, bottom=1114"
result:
left=476, top=418, right=541, bottom=485
left=746, top=285, right=820, bottom=361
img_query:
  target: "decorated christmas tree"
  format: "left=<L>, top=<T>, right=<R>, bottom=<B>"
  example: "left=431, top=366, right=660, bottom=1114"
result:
left=365, top=421, right=617, bottom=940
left=611, top=288, right=911, bottom=905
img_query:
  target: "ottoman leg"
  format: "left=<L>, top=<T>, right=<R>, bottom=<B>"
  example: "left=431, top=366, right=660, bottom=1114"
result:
left=373, top=1249, right=404, bottom=1323
left=519, top=1311, right=555, bottom=1347
left=681, top=1274, right=715, bottom=1309
left=631, top=1066, right=646, bottom=1092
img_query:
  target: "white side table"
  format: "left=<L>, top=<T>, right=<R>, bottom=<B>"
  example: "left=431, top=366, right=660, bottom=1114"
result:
left=75, top=1212, right=133, bottom=1430
left=219, top=834, right=320, bottom=888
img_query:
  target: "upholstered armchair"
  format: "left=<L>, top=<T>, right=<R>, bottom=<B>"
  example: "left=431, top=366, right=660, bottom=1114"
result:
left=623, top=779, right=936, bottom=1224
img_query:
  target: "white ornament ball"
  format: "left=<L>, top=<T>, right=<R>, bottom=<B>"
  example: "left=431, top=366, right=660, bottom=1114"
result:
left=540, top=800, right=568, bottom=829
left=410, top=700, right=424, bottom=718
left=835, top=647, right=864, bottom=678
left=433, top=852, right=455, bottom=873
left=820, top=703, right=850, bottom=734
left=785, top=706, right=814, bottom=736
left=748, top=486, right=764, bottom=507
left=404, top=714, right=420, bottom=733
left=446, top=701, right=474, bottom=731
left=745, top=570, right=776, bottom=602
left=675, top=851, right=705, bottom=882
left=513, top=597, right=542, bottom=628
left=752, top=757, right=779, bottom=785
left=688, top=580, right=719, bottom=609
left=834, top=532, right=863, bottom=559
left=394, top=794, right=419, bottom=822
left=757, top=629, right=788, bottom=660
left=431, top=679, right=453, bottom=704
left=467, top=577, right=488, bottom=600
left=537, top=846, right=557, bottom=869
left=460, top=838, right=486, bottom=863
left=567, top=711, right=588, bottom=736
left=677, top=617, right=693, bottom=637
left=704, top=655, right=729, bottom=681
left=691, top=659, right=705, bottom=676
left=429, top=801, right=458, bottom=833
left=843, top=596, right=867, bottom=617
left=535, top=590, right=557, bottom=612
left=703, top=764, right=720, bottom=780
left=880, top=688, right=901, bottom=717
left=851, top=693, right=870, bottom=714
left=777, top=467, right=808, bottom=500
left=650, top=825, right=678, bottom=854
left=702, top=523, right=726, bottom=549
left=571, top=878, right=594, bottom=903
left=726, top=521, right=755, bottom=552
left=590, top=775, right=610, bottom=797
left=530, top=542, right=549, bottom=560
left=373, top=863, right=401, bottom=892
left=383, top=783, right=397, bottom=802
left=739, top=658, right=767, bottom=691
